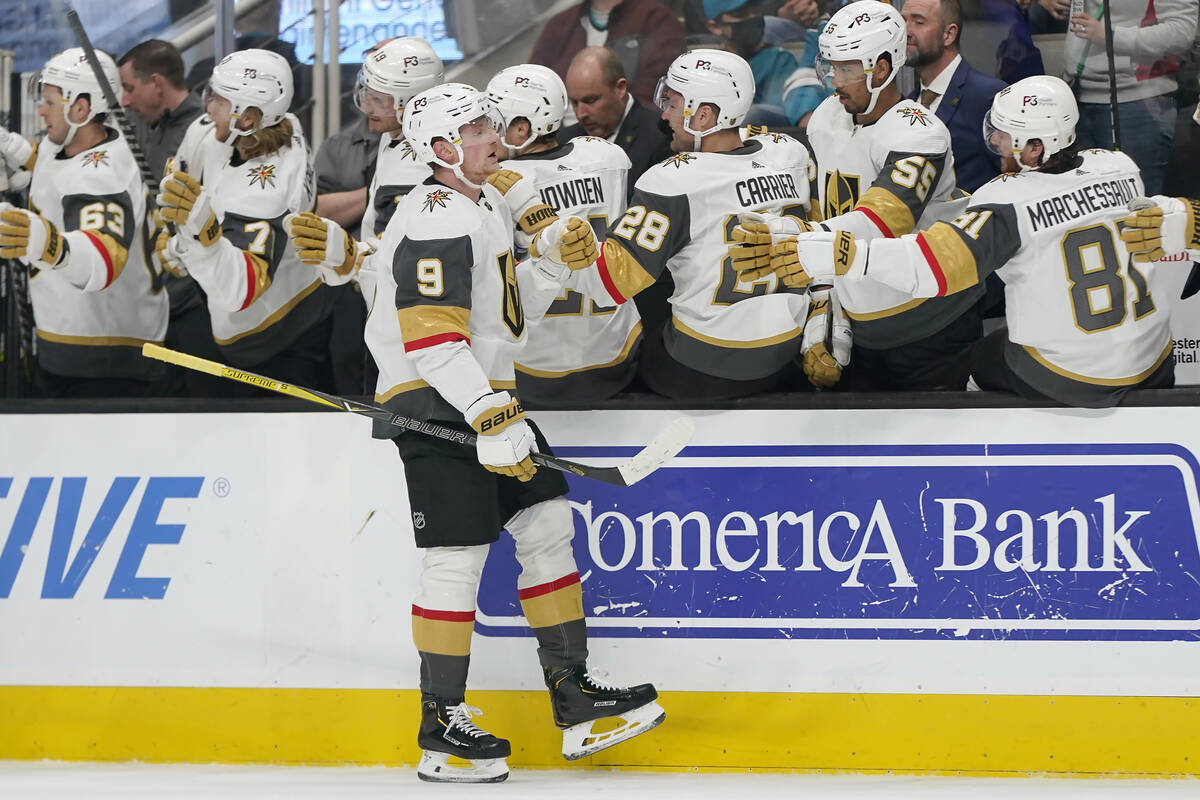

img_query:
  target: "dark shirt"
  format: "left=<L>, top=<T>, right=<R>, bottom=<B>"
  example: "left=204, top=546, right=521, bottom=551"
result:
left=140, top=92, right=205, bottom=183
left=314, top=118, right=380, bottom=196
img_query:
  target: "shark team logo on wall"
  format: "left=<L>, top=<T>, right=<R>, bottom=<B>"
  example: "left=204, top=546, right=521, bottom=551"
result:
left=246, top=164, right=276, bottom=189
left=80, top=150, right=108, bottom=169
left=477, top=443, right=1200, bottom=641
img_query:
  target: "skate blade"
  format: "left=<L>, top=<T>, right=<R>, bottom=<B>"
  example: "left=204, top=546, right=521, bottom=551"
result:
left=561, top=701, right=666, bottom=761
left=416, top=751, right=509, bottom=783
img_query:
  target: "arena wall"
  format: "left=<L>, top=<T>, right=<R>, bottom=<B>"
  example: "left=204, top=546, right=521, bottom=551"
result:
left=1, top=407, right=1197, bottom=775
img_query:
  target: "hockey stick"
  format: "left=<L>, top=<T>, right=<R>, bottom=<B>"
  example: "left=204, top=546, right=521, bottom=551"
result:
left=64, top=7, right=159, bottom=192
left=141, top=343, right=694, bottom=487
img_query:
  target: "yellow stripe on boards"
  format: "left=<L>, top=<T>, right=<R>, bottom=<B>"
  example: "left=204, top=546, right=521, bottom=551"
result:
left=0, top=687, right=1195, bottom=775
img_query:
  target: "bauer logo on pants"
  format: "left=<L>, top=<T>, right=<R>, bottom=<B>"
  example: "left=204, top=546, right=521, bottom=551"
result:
left=476, top=443, right=1200, bottom=641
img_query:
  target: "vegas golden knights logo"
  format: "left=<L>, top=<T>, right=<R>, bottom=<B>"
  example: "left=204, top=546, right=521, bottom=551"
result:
left=823, top=170, right=861, bottom=220
left=497, top=251, right=524, bottom=338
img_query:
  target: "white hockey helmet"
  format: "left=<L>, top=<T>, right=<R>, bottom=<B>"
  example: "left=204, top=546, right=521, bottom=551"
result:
left=402, top=82, right=503, bottom=188
left=207, top=49, right=293, bottom=137
left=354, top=37, right=444, bottom=120
left=485, top=64, right=569, bottom=155
left=817, top=0, right=906, bottom=116
left=983, top=75, right=1078, bottom=170
left=38, top=47, right=121, bottom=147
left=653, top=49, right=754, bottom=149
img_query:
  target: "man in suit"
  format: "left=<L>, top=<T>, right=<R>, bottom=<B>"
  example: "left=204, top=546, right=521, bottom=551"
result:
left=903, top=0, right=1008, bottom=192
left=560, top=46, right=673, bottom=200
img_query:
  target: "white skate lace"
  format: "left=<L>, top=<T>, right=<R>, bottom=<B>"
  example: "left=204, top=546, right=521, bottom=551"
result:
left=447, top=703, right=491, bottom=739
left=582, top=669, right=624, bottom=691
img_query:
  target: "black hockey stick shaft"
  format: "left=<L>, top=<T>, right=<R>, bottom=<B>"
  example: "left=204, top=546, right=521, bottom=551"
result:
left=64, top=7, right=159, bottom=192
left=1100, top=0, right=1121, bottom=151
left=141, top=343, right=637, bottom=484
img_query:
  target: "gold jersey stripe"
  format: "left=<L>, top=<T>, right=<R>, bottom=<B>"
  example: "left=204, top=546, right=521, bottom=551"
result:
left=672, top=317, right=800, bottom=349
left=397, top=304, right=470, bottom=347
left=515, top=322, right=643, bottom=378
left=411, top=616, right=474, bottom=657
left=374, top=379, right=430, bottom=403
left=36, top=330, right=162, bottom=347
left=858, top=186, right=916, bottom=237
left=242, top=251, right=272, bottom=308
left=920, top=224, right=981, bottom=295
left=83, top=230, right=128, bottom=283
left=1022, top=339, right=1174, bottom=387
left=600, top=239, right=657, bottom=302
left=214, top=279, right=324, bottom=345
left=519, top=583, right=585, bottom=629
left=843, top=295, right=927, bottom=322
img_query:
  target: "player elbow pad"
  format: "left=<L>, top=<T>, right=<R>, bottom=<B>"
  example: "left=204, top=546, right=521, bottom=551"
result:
left=858, top=236, right=942, bottom=298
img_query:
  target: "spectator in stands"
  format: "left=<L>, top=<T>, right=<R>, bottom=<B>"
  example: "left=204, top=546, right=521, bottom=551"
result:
left=559, top=47, right=673, bottom=195
left=530, top=0, right=686, bottom=108
left=763, top=0, right=821, bottom=46
left=1064, top=0, right=1197, bottom=195
left=704, top=0, right=824, bottom=126
left=117, top=40, right=204, bottom=182
left=903, top=0, right=1008, bottom=191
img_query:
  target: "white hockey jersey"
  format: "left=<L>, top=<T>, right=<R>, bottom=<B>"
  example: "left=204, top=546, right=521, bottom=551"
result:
left=368, top=179, right=527, bottom=429
left=27, top=127, right=168, bottom=380
left=177, top=123, right=331, bottom=365
left=361, top=132, right=430, bottom=243
left=593, top=132, right=811, bottom=381
left=806, top=96, right=979, bottom=347
left=501, top=136, right=642, bottom=403
left=870, top=149, right=1172, bottom=405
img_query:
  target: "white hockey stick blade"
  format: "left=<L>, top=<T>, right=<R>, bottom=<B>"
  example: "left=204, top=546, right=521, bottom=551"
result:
left=615, top=416, right=695, bottom=486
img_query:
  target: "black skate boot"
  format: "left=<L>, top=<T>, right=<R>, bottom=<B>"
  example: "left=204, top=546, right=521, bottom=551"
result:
left=416, top=695, right=511, bottom=783
left=544, top=664, right=666, bottom=760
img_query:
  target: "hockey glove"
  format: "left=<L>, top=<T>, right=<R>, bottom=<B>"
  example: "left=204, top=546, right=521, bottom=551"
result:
left=158, top=171, right=222, bottom=247
left=487, top=168, right=557, bottom=235
left=0, top=127, right=34, bottom=173
left=283, top=212, right=365, bottom=286
left=530, top=216, right=598, bottom=271
left=729, top=212, right=816, bottom=281
left=153, top=227, right=187, bottom=278
left=1119, top=196, right=1200, bottom=263
left=800, top=286, right=852, bottom=389
left=465, top=391, right=537, bottom=482
left=0, top=205, right=67, bottom=269
left=774, top=230, right=862, bottom=289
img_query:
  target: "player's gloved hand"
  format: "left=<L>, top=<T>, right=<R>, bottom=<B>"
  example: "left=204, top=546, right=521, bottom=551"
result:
left=530, top=215, right=598, bottom=271
left=730, top=212, right=816, bottom=280
left=465, top=391, right=537, bottom=482
left=283, top=211, right=364, bottom=285
left=774, top=229, right=863, bottom=288
left=1119, top=196, right=1199, bottom=263
left=0, top=204, right=67, bottom=269
left=158, top=171, right=222, bottom=247
left=487, top=168, right=557, bottom=235
left=153, top=227, right=187, bottom=278
left=800, top=286, right=852, bottom=389
left=0, top=128, right=34, bottom=172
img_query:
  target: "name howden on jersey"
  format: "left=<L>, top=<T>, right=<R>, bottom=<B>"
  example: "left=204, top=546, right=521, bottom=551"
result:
left=1025, top=175, right=1139, bottom=232
left=569, top=492, right=1155, bottom=589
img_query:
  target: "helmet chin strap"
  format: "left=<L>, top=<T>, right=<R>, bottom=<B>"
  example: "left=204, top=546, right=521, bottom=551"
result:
left=438, top=143, right=485, bottom=190
left=860, top=62, right=898, bottom=117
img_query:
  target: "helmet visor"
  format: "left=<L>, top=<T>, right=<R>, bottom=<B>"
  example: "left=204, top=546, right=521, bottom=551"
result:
left=982, top=110, right=1013, bottom=157
left=816, top=55, right=867, bottom=90
left=353, top=73, right=397, bottom=117
left=652, top=76, right=673, bottom=111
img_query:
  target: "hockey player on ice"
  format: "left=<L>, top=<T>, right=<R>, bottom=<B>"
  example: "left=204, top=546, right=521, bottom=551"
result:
left=581, top=49, right=819, bottom=399
left=0, top=48, right=168, bottom=397
left=764, top=75, right=1177, bottom=407
left=484, top=63, right=643, bottom=403
left=730, top=0, right=980, bottom=392
left=296, top=82, right=664, bottom=783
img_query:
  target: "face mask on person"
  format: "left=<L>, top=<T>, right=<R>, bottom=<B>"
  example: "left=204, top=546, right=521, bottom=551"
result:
left=727, top=16, right=765, bottom=50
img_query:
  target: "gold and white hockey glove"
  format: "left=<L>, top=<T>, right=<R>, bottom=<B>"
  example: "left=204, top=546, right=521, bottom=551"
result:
left=0, top=204, right=67, bottom=269
left=1119, top=196, right=1200, bottom=263
left=729, top=211, right=815, bottom=281
left=153, top=227, right=187, bottom=278
left=158, top=171, right=222, bottom=247
left=465, top=391, right=537, bottom=482
left=282, top=212, right=366, bottom=286
left=774, top=229, right=863, bottom=289
left=530, top=216, right=598, bottom=271
left=487, top=168, right=557, bottom=236
left=800, top=286, right=852, bottom=389
left=0, top=127, right=35, bottom=173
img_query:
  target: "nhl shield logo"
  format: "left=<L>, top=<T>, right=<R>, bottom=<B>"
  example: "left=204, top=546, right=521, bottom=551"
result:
left=413, top=511, right=426, bottom=529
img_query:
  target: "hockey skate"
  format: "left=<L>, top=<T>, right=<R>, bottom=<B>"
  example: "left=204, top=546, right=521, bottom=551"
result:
left=544, top=664, right=665, bottom=760
left=416, top=696, right=511, bottom=783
